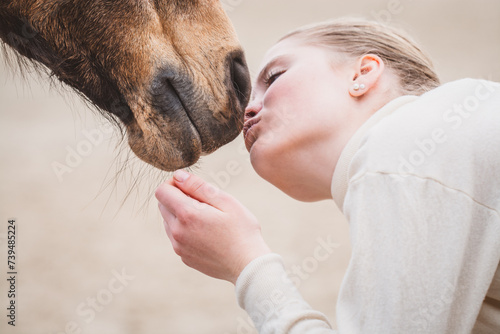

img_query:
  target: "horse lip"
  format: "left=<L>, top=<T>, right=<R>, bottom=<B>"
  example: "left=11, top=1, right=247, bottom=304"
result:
left=168, top=81, right=202, bottom=139
left=151, top=73, right=202, bottom=144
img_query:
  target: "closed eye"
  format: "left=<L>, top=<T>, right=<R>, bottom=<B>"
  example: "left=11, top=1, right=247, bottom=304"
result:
left=264, top=70, right=285, bottom=87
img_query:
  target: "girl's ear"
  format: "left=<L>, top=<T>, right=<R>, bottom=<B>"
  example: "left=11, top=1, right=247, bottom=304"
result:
left=349, top=54, right=385, bottom=97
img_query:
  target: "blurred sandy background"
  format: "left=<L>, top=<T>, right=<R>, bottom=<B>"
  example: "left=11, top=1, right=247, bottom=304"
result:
left=1, top=1, right=499, bottom=333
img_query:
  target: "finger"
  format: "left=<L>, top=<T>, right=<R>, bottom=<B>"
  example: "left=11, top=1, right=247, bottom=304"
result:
left=163, top=220, right=183, bottom=257
left=155, top=180, right=207, bottom=216
left=159, top=203, right=180, bottom=241
left=154, top=179, right=175, bottom=203
left=172, top=170, right=235, bottom=211
left=163, top=220, right=172, bottom=238
left=158, top=202, right=176, bottom=221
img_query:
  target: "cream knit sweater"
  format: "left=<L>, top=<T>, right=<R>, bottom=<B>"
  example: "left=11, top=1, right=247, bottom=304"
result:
left=235, top=79, right=500, bottom=334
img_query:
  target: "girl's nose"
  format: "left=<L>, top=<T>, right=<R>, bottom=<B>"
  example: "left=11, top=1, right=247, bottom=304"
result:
left=244, top=100, right=263, bottom=122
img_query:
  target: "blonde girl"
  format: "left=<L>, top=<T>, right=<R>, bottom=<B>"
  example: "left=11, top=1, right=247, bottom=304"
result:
left=156, top=19, right=500, bottom=333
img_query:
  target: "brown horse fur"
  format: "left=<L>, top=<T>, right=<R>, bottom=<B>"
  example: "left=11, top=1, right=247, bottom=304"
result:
left=0, top=0, right=251, bottom=171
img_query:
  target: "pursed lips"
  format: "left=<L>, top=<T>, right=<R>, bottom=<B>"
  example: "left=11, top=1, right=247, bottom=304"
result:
left=243, top=117, right=261, bottom=150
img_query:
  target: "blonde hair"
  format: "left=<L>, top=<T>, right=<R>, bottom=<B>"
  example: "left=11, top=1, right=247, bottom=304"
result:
left=280, top=18, right=440, bottom=95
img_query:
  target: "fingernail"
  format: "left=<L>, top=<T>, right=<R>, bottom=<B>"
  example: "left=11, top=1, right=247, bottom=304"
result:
left=174, top=170, right=190, bottom=182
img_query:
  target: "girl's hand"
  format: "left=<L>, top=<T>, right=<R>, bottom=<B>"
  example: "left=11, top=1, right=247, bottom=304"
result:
left=155, top=170, right=272, bottom=284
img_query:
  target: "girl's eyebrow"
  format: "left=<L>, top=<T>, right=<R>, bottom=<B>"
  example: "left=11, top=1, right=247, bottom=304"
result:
left=256, top=54, right=292, bottom=85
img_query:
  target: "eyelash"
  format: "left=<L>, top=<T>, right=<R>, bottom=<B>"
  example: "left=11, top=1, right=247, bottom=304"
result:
left=263, top=69, right=286, bottom=87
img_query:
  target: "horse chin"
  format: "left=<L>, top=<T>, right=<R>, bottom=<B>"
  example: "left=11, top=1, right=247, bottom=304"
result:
left=126, top=117, right=202, bottom=171
left=126, top=106, right=244, bottom=171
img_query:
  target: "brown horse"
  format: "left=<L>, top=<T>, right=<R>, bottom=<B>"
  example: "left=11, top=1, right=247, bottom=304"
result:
left=0, top=0, right=251, bottom=171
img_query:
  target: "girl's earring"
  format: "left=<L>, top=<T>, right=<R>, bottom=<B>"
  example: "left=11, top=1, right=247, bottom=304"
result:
left=353, top=83, right=366, bottom=91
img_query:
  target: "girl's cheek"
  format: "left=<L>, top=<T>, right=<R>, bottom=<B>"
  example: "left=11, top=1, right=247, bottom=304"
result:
left=264, top=77, right=292, bottom=102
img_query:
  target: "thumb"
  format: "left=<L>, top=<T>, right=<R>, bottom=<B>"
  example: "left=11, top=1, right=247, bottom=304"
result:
left=172, top=170, right=230, bottom=210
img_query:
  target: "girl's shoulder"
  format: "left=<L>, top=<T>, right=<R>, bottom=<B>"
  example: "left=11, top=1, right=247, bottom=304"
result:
left=424, top=78, right=500, bottom=103
left=353, top=78, right=500, bottom=178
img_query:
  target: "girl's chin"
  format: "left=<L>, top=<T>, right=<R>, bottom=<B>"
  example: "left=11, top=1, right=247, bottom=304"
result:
left=250, top=143, right=291, bottom=176
left=250, top=151, right=275, bottom=179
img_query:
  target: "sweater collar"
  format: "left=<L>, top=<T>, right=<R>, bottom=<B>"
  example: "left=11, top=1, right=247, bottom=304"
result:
left=331, top=95, right=418, bottom=212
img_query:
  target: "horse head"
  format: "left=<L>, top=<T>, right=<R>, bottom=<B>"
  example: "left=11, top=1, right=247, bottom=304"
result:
left=0, top=0, right=251, bottom=170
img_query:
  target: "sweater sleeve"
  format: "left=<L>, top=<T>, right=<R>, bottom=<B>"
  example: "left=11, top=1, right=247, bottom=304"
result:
left=337, top=172, right=500, bottom=333
left=235, top=253, right=336, bottom=334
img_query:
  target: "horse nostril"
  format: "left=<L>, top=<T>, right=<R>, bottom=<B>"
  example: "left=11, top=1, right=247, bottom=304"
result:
left=229, top=52, right=251, bottom=110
